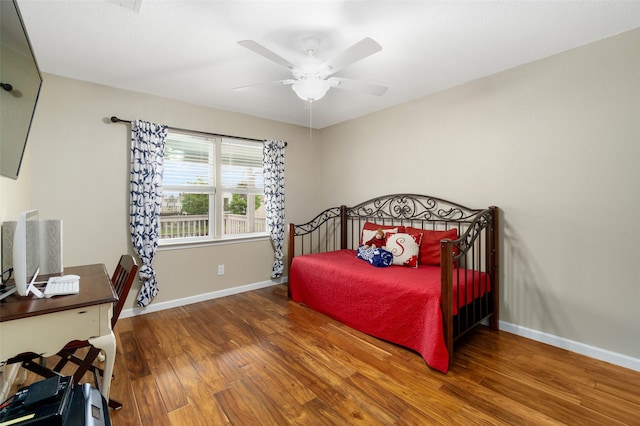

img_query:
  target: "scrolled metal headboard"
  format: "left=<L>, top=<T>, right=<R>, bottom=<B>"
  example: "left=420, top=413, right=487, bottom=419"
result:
left=347, top=193, right=485, bottom=223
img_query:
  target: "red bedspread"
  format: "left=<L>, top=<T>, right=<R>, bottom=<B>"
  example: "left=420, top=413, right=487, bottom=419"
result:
left=289, top=249, right=490, bottom=373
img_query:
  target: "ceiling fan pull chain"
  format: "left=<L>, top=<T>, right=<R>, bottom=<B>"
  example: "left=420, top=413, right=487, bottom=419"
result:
left=309, top=101, right=313, bottom=143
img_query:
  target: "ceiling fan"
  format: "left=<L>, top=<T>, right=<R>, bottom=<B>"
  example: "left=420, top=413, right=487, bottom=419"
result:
left=236, top=37, right=388, bottom=102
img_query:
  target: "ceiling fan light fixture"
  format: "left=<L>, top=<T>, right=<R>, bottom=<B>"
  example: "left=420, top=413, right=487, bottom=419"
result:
left=292, top=78, right=331, bottom=102
left=239, top=37, right=387, bottom=103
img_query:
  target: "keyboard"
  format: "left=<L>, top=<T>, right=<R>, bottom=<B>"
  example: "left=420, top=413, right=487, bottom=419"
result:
left=44, top=275, right=80, bottom=298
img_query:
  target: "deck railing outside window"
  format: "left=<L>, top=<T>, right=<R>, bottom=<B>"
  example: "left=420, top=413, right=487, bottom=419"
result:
left=159, top=214, right=265, bottom=239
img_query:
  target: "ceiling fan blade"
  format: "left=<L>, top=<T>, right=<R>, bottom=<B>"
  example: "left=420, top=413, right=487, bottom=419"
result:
left=330, top=77, right=388, bottom=96
left=326, top=37, right=382, bottom=74
left=238, top=40, right=296, bottom=70
left=234, top=79, right=295, bottom=90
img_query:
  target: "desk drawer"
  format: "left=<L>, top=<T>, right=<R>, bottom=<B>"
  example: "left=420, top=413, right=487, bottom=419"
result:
left=0, top=304, right=110, bottom=360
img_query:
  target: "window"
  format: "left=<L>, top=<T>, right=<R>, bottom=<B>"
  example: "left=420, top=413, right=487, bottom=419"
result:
left=159, top=131, right=266, bottom=244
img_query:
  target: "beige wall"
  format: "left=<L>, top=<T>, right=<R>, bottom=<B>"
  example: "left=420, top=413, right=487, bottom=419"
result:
left=3, top=74, right=322, bottom=310
left=320, top=28, right=640, bottom=360
left=0, top=142, right=31, bottom=267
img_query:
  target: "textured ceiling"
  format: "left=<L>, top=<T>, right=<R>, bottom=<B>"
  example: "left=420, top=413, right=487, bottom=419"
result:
left=16, top=0, right=640, bottom=129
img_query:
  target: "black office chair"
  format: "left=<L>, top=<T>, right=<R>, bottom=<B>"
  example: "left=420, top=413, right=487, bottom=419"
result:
left=10, top=254, right=138, bottom=410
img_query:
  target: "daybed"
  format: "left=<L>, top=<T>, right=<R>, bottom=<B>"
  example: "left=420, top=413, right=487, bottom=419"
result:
left=287, top=194, right=499, bottom=373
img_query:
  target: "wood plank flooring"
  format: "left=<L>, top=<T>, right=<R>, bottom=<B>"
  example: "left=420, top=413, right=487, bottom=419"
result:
left=9, top=284, right=640, bottom=425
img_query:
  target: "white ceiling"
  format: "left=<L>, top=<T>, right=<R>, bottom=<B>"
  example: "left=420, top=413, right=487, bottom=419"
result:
left=16, top=0, right=640, bottom=129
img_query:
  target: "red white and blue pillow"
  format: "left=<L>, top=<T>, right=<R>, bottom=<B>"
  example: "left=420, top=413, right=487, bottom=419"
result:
left=356, top=245, right=393, bottom=267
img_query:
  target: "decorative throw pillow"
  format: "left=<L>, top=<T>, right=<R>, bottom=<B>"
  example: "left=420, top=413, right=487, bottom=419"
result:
left=406, top=227, right=459, bottom=266
left=356, top=246, right=393, bottom=267
left=385, top=232, right=422, bottom=268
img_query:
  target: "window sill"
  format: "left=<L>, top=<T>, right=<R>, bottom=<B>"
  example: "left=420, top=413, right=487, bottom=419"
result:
left=158, top=233, right=271, bottom=251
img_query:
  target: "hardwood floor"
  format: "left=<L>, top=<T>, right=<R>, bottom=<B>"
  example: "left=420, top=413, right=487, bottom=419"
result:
left=10, top=284, right=640, bottom=425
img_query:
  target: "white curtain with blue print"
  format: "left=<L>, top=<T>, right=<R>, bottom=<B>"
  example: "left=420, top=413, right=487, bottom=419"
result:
left=263, top=140, right=286, bottom=278
left=130, top=120, right=167, bottom=307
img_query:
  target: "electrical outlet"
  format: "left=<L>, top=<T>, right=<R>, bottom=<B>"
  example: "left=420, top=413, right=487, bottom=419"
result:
left=217, top=264, right=224, bottom=275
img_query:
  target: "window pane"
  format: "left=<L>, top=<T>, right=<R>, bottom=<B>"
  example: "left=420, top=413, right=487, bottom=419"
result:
left=163, top=134, right=214, bottom=186
left=223, top=193, right=265, bottom=235
left=220, top=140, right=263, bottom=192
left=160, top=191, right=210, bottom=240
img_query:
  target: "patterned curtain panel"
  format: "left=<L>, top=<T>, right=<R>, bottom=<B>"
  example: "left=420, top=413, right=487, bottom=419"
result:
left=263, top=140, right=286, bottom=278
left=130, top=120, right=167, bottom=307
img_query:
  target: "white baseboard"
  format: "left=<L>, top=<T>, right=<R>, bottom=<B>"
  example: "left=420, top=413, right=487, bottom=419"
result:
left=499, top=321, right=640, bottom=373
left=119, top=276, right=287, bottom=319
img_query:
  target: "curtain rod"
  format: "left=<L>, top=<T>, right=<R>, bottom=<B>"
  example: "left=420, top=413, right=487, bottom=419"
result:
left=109, top=116, right=286, bottom=146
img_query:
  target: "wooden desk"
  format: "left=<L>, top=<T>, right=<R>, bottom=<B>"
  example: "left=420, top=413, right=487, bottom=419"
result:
left=0, top=264, right=117, bottom=401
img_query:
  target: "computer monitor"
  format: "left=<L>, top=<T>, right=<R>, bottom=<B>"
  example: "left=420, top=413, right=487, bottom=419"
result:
left=12, top=209, right=41, bottom=297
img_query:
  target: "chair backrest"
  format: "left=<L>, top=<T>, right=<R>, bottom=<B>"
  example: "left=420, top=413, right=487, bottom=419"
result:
left=110, top=254, right=138, bottom=328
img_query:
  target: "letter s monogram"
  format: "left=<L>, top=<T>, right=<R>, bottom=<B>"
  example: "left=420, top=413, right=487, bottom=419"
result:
left=395, top=237, right=406, bottom=256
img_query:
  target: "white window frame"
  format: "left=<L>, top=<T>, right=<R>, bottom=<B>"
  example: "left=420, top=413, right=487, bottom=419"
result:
left=158, top=131, right=269, bottom=248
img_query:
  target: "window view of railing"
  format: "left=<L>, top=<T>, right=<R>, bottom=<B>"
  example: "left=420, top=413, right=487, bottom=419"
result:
left=159, top=214, right=208, bottom=239
left=159, top=214, right=266, bottom=239
left=225, top=214, right=266, bottom=234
